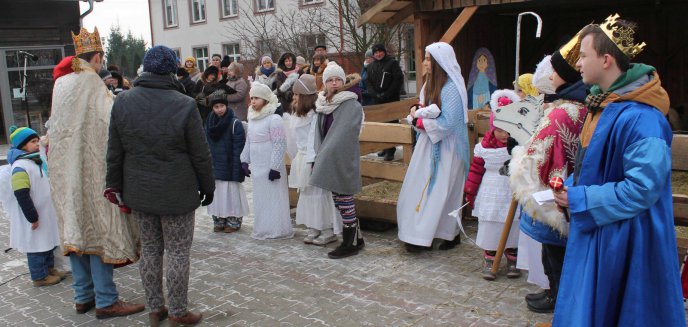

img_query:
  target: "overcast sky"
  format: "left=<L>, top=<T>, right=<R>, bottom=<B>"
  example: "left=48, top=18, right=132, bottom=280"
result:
left=79, top=0, right=152, bottom=48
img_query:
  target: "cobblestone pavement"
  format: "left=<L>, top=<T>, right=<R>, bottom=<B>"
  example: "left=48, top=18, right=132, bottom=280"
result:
left=0, top=179, right=553, bottom=327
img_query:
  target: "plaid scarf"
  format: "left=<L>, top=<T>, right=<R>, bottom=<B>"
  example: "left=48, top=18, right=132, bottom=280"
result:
left=584, top=91, right=611, bottom=114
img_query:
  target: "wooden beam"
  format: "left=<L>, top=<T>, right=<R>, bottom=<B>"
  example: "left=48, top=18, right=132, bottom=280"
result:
left=360, top=159, right=408, bottom=182
left=675, top=194, right=688, bottom=226
left=386, top=2, right=415, bottom=27
left=673, top=134, right=688, bottom=171
left=364, top=98, right=417, bottom=122
left=439, top=5, right=478, bottom=43
left=360, top=122, right=413, bottom=143
left=357, top=0, right=396, bottom=27
left=355, top=197, right=397, bottom=223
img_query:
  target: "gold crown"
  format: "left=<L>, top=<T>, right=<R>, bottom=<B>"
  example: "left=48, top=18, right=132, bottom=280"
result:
left=71, top=27, right=103, bottom=56
left=559, top=30, right=582, bottom=69
left=599, top=14, right=646, bottom=59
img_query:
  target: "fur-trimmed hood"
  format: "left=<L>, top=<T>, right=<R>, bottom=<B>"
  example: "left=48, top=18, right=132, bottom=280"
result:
left=343, top=73, right=361, bottom=90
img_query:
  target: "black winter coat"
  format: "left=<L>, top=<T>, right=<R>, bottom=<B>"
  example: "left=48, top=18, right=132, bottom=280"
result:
left=179, top=76, right=196, bottom=98
left=106, top=72, right=215, bottom=215
left=205, top=110, right=246, bottom=182
left=365, top=55, right=404, bottom=104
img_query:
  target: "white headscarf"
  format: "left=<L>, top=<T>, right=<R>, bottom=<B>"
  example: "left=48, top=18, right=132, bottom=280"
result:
left=420, top=42, right=469, bottom=122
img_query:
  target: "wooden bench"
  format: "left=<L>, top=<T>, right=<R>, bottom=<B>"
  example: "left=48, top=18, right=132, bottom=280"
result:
left=673, top=134, right=688, bottom=264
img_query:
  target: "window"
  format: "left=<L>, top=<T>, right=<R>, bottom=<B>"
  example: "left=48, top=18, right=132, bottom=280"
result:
left=190, top=0, right=206, bottom=23
left=221, top=0, right=238, bottom=18
left=222, top=43, right=241, bottom=63
left=406, top=27, right=416, bottom=80
left=163, top=0, right=178, bottom=27
left=193, top=46, right=209, bottom=71
left=302, top=0, right=323, bottom=4
left=302, top=34, right=326, bottom=58
left=172, top=48, right=181, bottom=60
left=255, top=0, right=274, bottom=12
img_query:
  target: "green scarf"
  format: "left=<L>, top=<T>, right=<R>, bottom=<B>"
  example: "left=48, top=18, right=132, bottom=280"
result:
left=589, top=63, right=655, bottom=96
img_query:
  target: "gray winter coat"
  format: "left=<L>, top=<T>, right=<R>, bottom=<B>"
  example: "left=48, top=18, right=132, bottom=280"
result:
left=106, top=72, right=215, bottom=215
left=310, top=98, right=362, bottom=195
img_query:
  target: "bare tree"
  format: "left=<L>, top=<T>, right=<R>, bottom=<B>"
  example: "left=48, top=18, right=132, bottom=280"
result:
left=221, top=0, right=409, bottom=63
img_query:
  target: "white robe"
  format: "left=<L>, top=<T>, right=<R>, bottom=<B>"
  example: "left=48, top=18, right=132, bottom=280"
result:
left=241, top=114, right=293, bottom=240
left=0, top=160, right=60, bottom=254
left=287, top=112, right=341, bottom=233
left=472, top=144, right=520, bottom=250
left=48, top=59, right=140, bottom=264
left=397, top=131, right=465, bottom=246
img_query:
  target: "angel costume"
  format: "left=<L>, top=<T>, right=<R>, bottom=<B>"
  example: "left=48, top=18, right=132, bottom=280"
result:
left=241, top=91, right=293, bottom=240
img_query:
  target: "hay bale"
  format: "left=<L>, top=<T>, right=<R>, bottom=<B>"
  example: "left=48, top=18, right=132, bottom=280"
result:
left=673, top=171, right=688, bottom=195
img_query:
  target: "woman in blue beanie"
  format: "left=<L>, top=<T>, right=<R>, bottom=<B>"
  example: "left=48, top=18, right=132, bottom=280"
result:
left=106, top=45, right=213, bottom=326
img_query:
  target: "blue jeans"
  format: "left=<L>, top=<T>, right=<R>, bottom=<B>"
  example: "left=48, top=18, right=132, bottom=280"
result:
left=27, top=249, right=54, bottom=281
left=69, top=253, right=118, bottom=308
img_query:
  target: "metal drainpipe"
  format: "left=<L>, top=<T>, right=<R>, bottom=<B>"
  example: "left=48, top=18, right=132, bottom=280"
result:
left=79, top=0, right=100, bottom=27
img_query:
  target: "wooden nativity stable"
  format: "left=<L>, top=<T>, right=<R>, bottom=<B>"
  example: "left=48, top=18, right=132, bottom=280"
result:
left=292, top=0, right=688, bottom=227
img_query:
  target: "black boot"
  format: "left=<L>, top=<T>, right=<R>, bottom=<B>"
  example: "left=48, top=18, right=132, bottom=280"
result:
left=526, top=290, right=556, bottom=313
left=404, top=242, right=431, bottom=253
left=525, top=290, right=548, bottom=302
left=438, top=234, right=461, bottom=250
left=384, top=147, right=396, bottom=161
left=328, top=222, right=363, bottom=259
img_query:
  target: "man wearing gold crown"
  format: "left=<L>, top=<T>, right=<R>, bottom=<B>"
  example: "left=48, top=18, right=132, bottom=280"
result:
left=48, top=27, right=144, bottom=319
left=551, top=15, right=686, bottom=326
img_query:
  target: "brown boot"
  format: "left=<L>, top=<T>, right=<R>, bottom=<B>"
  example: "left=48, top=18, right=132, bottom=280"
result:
left=95, top=299, right=145, bottom=319
left=32, top=274, right=61, bottom=287
left=223, top=226, right=238, bottom=233
left=149, top=307, right=169, bottom=327
left=75, top=299, right=96, bottom=314
left=169, top=311, right=203, bottom=326
left=48, top=267, right=68, bottom=280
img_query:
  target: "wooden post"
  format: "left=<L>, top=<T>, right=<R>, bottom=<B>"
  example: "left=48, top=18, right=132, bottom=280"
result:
left=439, top=6, right=478, bottom=43
left=491, top=198, right=519, bottom=275
left=413, top=16, right=431, bottom=93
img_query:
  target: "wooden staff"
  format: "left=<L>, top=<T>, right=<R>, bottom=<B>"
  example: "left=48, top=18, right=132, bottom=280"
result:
left=491, top=198, right=519, bottom=275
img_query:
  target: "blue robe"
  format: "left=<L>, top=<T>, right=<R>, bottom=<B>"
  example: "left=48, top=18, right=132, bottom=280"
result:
left=553, top=101, right=686, bottom=326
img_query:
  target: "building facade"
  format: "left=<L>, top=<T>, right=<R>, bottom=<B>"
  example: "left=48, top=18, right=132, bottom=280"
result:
left=148, top=0, right=416, bottom=93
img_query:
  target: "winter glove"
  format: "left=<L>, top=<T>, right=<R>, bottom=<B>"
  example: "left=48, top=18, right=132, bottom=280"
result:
left=506, top=137, right=518, bottom=155
left=103, top=188, right=122, bottom=205
left=499, top=159, right=511, bottom=176
left=103, top=188, right=132, bottom=214
left=199, top=191, right=214, bottom=206
left=268, top=169, right=281, bottom=181
left=241, top=162, right=251, bottom=177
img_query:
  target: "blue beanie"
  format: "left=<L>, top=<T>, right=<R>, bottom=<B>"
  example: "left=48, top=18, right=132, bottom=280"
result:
left=9, top=125, right=39, bottom=149
left=143, top=45, right=178, bottom=75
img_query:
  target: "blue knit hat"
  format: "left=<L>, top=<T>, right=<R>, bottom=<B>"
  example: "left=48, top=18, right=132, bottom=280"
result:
left=9, top=125, right=39, bottom=149
left=143, top=45, right=178, bottom=75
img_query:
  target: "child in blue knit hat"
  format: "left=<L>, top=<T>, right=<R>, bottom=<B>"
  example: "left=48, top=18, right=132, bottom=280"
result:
left=0, top=126, right=65, bottom=287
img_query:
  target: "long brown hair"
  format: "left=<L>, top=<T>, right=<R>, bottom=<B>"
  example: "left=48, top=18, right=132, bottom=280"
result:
left=292, top=93, right=318, bottom=117
left=325, top=87, right=340, bottom=103
left=423, top=55, right=448, bottom=107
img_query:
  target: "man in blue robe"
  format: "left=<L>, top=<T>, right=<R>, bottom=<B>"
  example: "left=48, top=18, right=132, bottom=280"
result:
left=552, top=15, right=686, bottom=326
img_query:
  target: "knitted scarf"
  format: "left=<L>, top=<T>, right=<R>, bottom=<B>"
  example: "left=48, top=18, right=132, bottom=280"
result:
left=206, top=111, right=233, bottom=141
left=259, top=66, right=275, bottom=77
left=315, top=91, right=359, bottom=115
